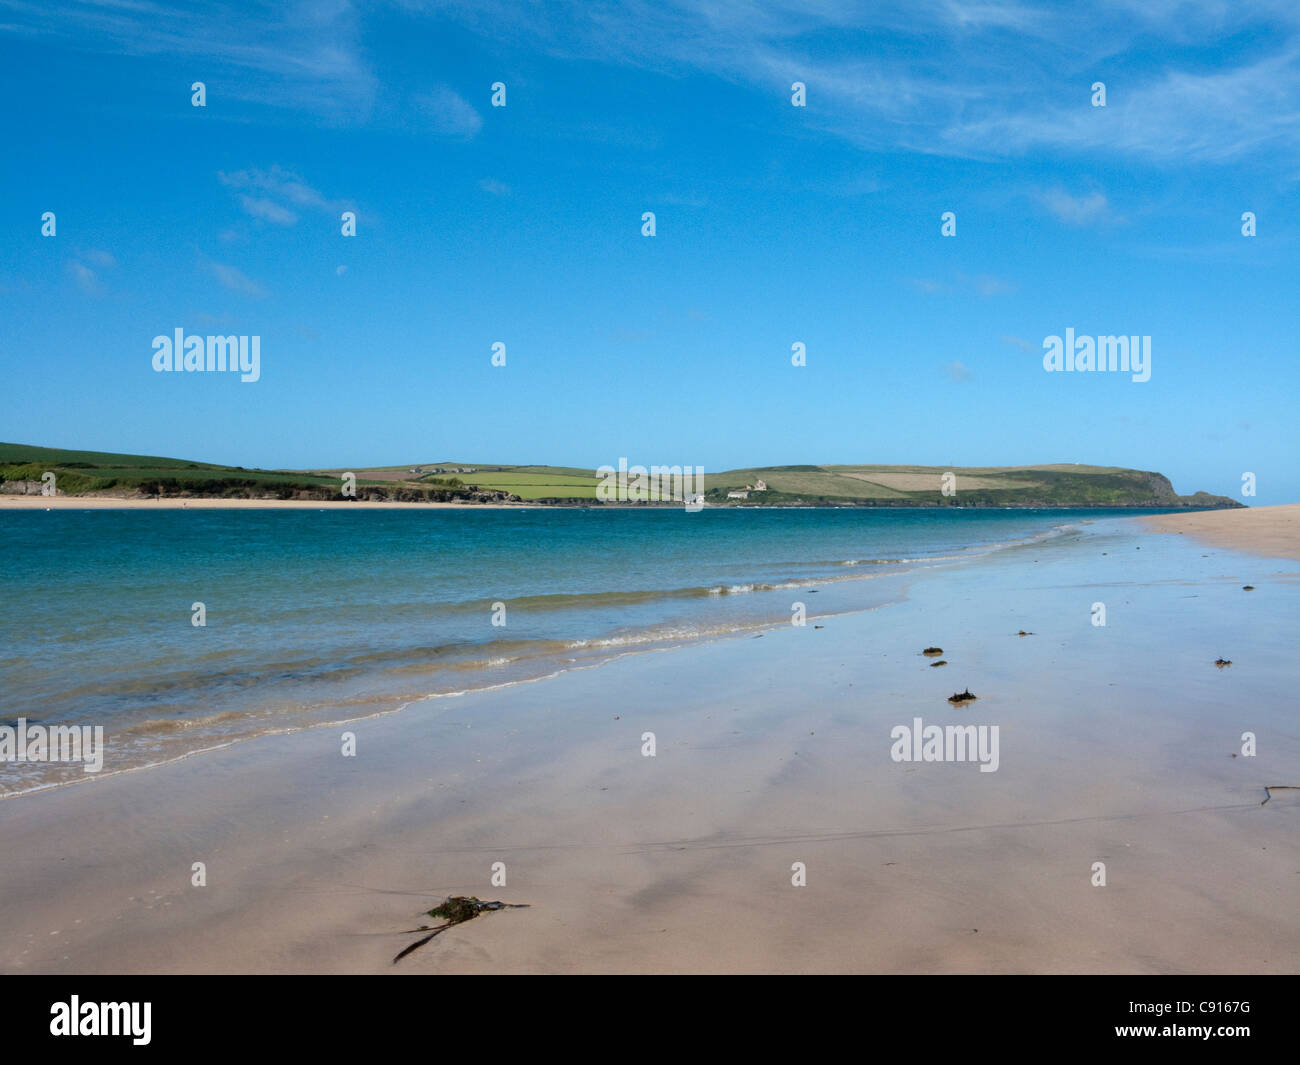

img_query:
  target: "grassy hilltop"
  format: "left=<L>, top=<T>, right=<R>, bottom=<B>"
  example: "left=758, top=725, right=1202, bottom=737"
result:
left=0, top=443, right=1241, bottom=508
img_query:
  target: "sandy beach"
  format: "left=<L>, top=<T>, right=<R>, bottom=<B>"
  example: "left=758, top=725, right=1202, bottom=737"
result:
left=0, top=494, right=521, bottom=510
left=0, top=508, right=1295, bottom=974
left=1141, top=504, right=1300, bottom=560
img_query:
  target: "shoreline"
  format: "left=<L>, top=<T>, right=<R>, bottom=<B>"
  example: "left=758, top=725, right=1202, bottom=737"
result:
left=0, top=494, right=525, bottom=510
left=0, top=494, right=1253, bottom=512
left=1, top=515, right=1296, bottom=973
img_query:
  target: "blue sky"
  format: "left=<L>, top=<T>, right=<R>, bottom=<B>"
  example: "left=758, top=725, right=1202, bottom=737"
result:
left=0, top=0, right=1296, bottom=501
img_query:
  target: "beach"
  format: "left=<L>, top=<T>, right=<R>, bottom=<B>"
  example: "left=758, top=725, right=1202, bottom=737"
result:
left=1141, top=504, right=1300, bottom=560
left=0, top=494, right=517, bottom=510
left=0, top=507, right=1295, bottom=974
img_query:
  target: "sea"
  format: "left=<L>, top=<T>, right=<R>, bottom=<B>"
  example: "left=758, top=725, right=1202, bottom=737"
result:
left=0, top=506, right=1179, bottom=794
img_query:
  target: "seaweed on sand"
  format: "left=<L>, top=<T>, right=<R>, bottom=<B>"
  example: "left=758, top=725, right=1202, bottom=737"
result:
left=947, top=688, right=977, bottom=704
left=393, top=896, right=529, bottom=963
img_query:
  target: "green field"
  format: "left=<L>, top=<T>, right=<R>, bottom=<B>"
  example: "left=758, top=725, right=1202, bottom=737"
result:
left=0, top=442, right=224, bottom=469
left=0, top=443, right=1240, bottom=507
left=0, top=444, right=413, bottom=500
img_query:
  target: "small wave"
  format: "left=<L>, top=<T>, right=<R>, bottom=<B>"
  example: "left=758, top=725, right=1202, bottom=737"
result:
left=119, top=710, right=247, bottom=736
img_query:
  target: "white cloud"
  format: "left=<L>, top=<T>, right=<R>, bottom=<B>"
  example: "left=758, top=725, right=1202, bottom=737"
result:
left=411, top=1, right=1300, bottom=168
left=1039, top=187, right=1112, bottom=226
left=219, top=166, right=345, bottom=226
left=0, top=0, right=378, bottom=121
left=13, top=0, right=1298, bottom=169
left=209, top=261, right=268, bottom=299
left=67, top=260, right=102, bottom=295
left=948, top=46, right=1300, bottom=164
left=238, top=196, right=298, bottom=225
left=414, top=86, right=483, bottom=138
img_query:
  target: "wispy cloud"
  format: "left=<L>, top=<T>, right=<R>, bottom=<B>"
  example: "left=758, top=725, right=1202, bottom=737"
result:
left=958, top=272, right=1018, bottom=297
left=67, top=248, right=117, bottom=294
left=949, top=46, right=1300, bottom=164
left=238, top=196, right=298, bottom=225
left=67, top=260, right=103, bottom=296
left=943, top=360, right=974, bottom=382
left=11, top=1, right=1298, bottom=169
left=1039, top=187, right=1113, bottom=227
left=413, top=86, right=483, bottom=138
left=0, top=0, right=378, bottom=121
left=911, top=273, right=1017, bottom=296
left=478, top=177, right=511, bottom=196
left=219, top=166, right=347, bottom=226
left=209, top=261, right=268, bottom=299
left=410, top=1, right=1300, bottom=169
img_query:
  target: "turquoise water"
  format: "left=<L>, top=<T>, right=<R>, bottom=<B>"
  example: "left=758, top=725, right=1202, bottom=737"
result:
left=0, top=507, right=1179, bottom=791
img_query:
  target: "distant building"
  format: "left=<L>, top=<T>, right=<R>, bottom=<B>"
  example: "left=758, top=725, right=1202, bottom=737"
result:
left=727, top=490, right=749, bottom=500
left=754, top=479, right=767, bottom=491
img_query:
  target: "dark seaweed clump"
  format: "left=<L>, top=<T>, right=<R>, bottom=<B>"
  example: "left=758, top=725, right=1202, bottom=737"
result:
left=393, top=896, right=529, bottom=964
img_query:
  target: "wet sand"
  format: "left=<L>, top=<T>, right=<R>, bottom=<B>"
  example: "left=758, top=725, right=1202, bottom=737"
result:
left=0, top=517, right=1296, bottom=973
